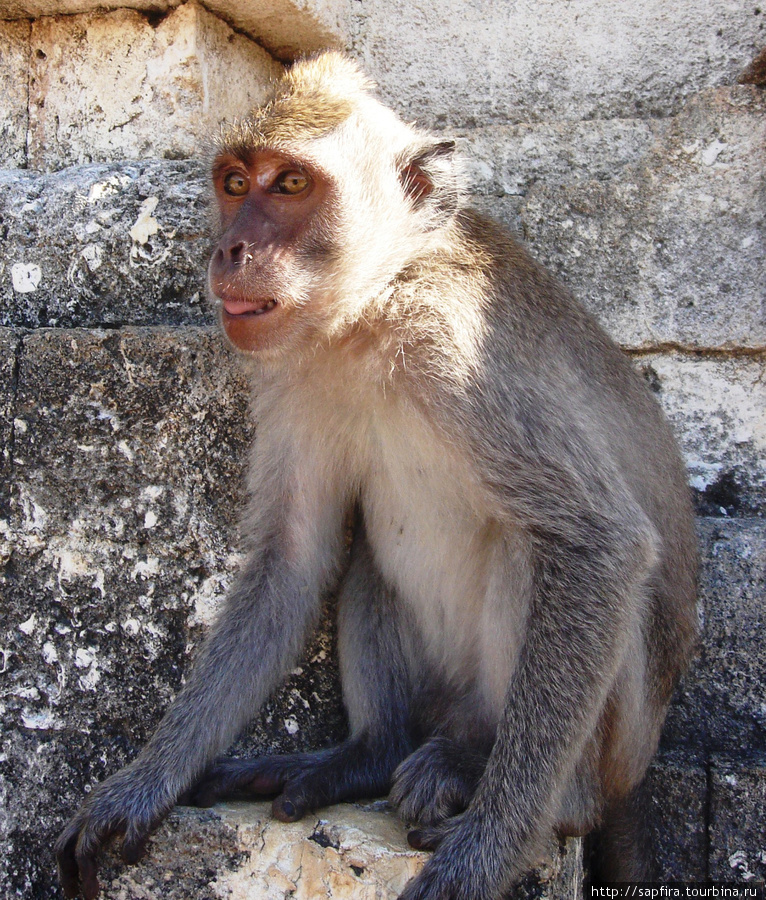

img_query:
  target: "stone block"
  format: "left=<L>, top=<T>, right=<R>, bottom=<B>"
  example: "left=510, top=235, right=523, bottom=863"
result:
left=97, top=802, right=428, bottom=900
left=0, top=0, right=347, bottom=60
left=521, top=88, right=766, bottom=351
left=15, top=800, right=580, bottom=900
left=350, top=0, right=765, bottom=128
left=0, top=161, right=211, bottom=328
left=632, top=353, right=766, bottom=514
left=461, top=118, right=657, bottom=234
left=203, top=0, right=348, bottom=60
left=0, top=19, right=29, bottom=168
left=644, top=751, right=707, bottom=881
left=0, top=329, right=19, bottom=512
left=663, top=519, right=766, bottom=753
left=709, top=754, right=766, bottom=882
left=27, top=3, right=282, bottom=170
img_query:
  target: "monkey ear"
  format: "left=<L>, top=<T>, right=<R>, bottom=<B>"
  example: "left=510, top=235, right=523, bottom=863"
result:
left=398, top=140, right=458, bottom=223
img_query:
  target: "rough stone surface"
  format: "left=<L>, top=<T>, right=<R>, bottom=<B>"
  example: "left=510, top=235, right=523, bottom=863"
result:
left=0, top=161, right=212, bottom=328
left=662, top=518, right=766, bottom=753
left=27, top=3, right=282, bottom=170
left=0, top=19, right=29, bottom=169
left=709, top=754, right=766, bottom=882
left=76, top=802, right=582, bottom=900
left=0, top=0, right=347, bottom=60
left=349, top=0, right=765, bottom=128
left=644, top=751, right=708, bottom=881
left=520, top=88, right=766, bottom=350
left=0, top=327, right=346, bottom=898
left=203, top=0, right=347, bottom=60
left=632, top=353, right=766, bottom=514
left=5, top=85, right=764, bottom=351
left=0, top=327, right=19, bottom=470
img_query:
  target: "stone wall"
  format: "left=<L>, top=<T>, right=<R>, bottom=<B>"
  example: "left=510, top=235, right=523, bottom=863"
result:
left=0, top=0, right=764, bottom=896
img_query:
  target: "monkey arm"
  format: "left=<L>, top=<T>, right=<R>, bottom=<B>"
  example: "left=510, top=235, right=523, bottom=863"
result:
left=56, top=433, right=349, bottom=900
left=399, top=378, right=659, bottom=899
left=400, top=504, right=656, bottom=899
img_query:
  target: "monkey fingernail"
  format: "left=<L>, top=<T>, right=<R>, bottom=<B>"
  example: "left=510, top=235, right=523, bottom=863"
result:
left=273, top=795, right=305, bottom=822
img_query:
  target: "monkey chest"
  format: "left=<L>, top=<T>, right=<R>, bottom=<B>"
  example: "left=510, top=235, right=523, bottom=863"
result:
left=360, top=406, right=496, bottom=633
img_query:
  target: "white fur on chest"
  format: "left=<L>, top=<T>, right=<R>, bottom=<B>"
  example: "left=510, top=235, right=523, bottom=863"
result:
left=359, top=397, right=531, bottom=708
left=262, top=353, right=532, bottom=714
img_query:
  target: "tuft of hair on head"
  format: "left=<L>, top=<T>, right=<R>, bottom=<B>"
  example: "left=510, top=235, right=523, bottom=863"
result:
left=284, top=51, right=375, bottom=103
left=216, top=51, right=376, bottom=159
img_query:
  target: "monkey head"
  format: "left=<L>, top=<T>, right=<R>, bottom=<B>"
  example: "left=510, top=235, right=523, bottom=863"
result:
left=208, top=52, right=459, bottom=356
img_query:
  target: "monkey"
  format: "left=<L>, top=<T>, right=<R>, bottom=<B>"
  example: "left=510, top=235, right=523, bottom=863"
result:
left=56, top=51, right=698, bottom=900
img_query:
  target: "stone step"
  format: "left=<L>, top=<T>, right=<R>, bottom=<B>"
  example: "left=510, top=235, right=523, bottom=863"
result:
left=94, top=801, right=583, bottom=900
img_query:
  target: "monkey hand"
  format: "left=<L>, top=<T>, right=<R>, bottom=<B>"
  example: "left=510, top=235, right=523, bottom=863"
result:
left=398, top=810, right=509, bottom=900
left=55, top=762, right=176, bottom=900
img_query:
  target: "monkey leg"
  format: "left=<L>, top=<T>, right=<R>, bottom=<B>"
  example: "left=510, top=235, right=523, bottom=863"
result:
left=189, top=523, right=415, bottom=822
left=589, top=781, right=656, bottom=883
left=390, top=736, right=488, bottom=828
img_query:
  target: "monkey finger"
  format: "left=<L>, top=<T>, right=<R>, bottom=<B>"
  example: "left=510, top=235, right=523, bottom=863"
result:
left=74, top=850, right=101, bottom=900
left=407, top=824, right=449, bottom=852
left=55, top=827, right=84, bottom=899
left=122, top=831, right=151, bottom=865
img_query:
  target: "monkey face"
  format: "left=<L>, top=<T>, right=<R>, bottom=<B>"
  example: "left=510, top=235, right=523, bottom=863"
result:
left=208, top=149, right=332, bottom=354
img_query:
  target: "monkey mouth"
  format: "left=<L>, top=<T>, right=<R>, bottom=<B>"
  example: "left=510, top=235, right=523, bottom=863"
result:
left=222, top=298, right=278, bottom=317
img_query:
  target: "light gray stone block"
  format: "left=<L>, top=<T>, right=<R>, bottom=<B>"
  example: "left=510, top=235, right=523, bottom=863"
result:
left=26, top=4, right=282, bottom=170
left=0, top=19, right=29, bottom=168
left=349, top=0, right=765, bottom=128
left=0, top=0, right=348, bottom=60
left=632, top=353, right=766, bottom=514
left=521, top=88, right=766, bottom=350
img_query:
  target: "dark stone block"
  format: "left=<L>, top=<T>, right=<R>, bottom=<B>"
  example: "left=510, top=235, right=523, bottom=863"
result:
left=0, top=161, right=212, bottom=328
left=644, top=751, right=708, bottom=881
left=710, top=753, right=766, bottom=881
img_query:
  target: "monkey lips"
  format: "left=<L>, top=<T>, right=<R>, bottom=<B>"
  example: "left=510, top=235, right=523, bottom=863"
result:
left=218, top=294, right=284, bottom=353
left=222, top=297, right=278, bottom=317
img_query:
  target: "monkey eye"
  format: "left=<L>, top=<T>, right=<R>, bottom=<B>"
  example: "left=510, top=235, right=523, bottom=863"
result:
left=272, top=170, right=310, bottom=195
left=223, top=171, right=250, bottom=197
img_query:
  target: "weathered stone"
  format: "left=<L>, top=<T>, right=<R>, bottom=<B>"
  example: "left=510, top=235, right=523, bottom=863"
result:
left=663, top=519, right=766, bottom=752
left=0, top=328, right=19, bottom=515
left=0, top=161, right=212, bottom=328
left=0, top=0, right=348, bottom=60
left=709, top=754, right=766, bottom=882
left=203, top=0, right=348, bottom=60
left=461, top=118, right=657, bottom=234
left=632, top=352, right=766, bottom=514
left=0, top=19, right=29, bottom=169
left=644, top=751, right=707, bottom=881
left=27, top=3, right=282, bottom=170
left=349, top=0, right=764, bottom=128
left=93, top=803, right=581, bottom=900
left=521, top=88, right=766, bottom=350
left=0, top=326, right=346, bottom=897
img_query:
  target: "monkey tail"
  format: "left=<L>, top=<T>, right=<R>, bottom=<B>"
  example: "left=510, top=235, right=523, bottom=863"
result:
left=587, top=780, right=656, bottom=884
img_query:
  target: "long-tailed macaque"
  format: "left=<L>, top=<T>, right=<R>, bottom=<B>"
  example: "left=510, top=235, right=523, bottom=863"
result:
left=57, top=52, right=698, bottom=899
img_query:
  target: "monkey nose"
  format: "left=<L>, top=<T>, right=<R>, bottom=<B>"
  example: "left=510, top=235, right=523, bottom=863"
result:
left=226, top=241, right=250, bottom=266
